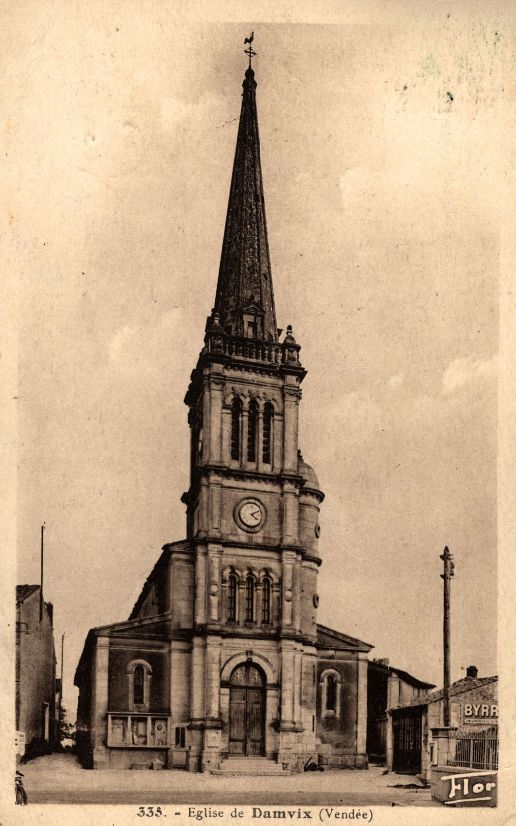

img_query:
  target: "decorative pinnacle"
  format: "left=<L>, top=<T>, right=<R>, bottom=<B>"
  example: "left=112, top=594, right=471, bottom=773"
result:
left=244, top=31, right=256, bottom=67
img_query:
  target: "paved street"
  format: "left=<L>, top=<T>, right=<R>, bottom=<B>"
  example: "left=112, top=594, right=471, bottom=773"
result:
left=19, top=754, right=438, bottom=807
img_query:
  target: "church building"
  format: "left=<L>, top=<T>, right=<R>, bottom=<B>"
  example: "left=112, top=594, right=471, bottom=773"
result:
left=75, top=51, right=373, bottom=773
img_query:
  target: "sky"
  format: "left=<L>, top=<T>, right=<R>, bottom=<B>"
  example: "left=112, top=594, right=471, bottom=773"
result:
left=7, top=3, right=507, bottom=718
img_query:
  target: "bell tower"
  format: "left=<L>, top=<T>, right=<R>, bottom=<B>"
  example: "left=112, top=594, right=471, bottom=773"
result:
left=182, top=53, right=324, bottom=772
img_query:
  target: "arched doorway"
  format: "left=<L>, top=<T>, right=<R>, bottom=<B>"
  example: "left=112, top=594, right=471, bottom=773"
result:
left=229, top=662, right=266, bottom=756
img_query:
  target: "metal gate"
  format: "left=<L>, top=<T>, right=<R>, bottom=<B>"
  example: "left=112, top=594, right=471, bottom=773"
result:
left=229, top=663, right=265, bottom=756
left=392, top=707, right=423, bottom=774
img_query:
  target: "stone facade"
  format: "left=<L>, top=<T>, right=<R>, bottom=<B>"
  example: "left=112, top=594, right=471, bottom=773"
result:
left=75, top=58, right=373, bottom=773
left=16, top=585, right=58, bottom=752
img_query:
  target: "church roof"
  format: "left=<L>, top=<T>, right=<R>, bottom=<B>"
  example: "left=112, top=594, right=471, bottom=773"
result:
left=214, top=65, right=278, bottom=342
left=316, top=623, right=373, bottom=653
left=16, top=584, right=40, bottom=604
left=298, top=452, right=321, bottom=491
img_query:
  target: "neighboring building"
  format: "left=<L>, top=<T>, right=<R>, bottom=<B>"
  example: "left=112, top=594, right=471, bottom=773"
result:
left=75, top=57, right=374, bottom=773
left=387, top=666, right=498, bottom=779
left=16, top=585, right=58, bottom=754
left=367, top=658, right=434, bottom=763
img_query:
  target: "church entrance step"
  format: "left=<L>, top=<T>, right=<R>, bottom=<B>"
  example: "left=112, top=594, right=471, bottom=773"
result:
left=212, top=757, right=289, bottom=776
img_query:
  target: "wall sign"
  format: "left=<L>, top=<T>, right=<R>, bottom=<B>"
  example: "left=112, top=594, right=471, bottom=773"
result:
left=463, top=703, right=498, bottom=723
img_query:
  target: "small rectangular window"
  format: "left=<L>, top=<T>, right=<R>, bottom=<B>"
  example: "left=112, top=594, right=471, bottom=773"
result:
left=175, top=726, right=186, bottom=748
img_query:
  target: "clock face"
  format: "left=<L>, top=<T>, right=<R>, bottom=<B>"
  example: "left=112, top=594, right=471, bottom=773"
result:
left=236, top=499, right=265, bottom=531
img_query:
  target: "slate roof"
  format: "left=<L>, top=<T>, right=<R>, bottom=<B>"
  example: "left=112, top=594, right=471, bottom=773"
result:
left=391, top=675, right=498, bottom=710
left=16, top=584, right=40, bottom=604
left=316, top=623, right=373, bottom=653
left=214, top=66, right=278, bottom=342
left=369, top=658, right=435, bottom=690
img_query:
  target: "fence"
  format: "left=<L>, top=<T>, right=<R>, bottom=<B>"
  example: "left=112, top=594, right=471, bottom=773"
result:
left=448, top=731, right=498, bottom=771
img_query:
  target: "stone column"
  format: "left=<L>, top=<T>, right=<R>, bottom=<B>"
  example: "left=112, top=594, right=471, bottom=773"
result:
left=221, top=405, right=231, bottom=465
left=431, top=727, right=459, bottom=767
left=209, top=375, right=224, bottom=463
left=194, top=547, right=207, bottom=625
left=282, top=483, right=299, bottom=545
left=281, top=551, right=295, bottom=628
left=292, top=558, right=301, bottom=632
left=201, top=379, right=210, bottom=463
left=209, top=481, right=221, bottom=533
left=282, top=386, right=301, bottom=473
left=204, top=637, right=222, bottom=721
left=207, top=544, right=222, bottom=623
left=273, top=412, right=283, bottom=473
left=188, top=637, right=206, bottom=771
left=356, top=654, right=368, bottom=767
left=280, top=645, right=295, bottom=724
left=93, top=636, right=109, bottom=768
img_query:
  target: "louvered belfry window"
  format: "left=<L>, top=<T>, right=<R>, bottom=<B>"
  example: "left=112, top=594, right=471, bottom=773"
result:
left=247, top=400, right=258, bottom=462
left=261, top=576, right=271, bottom=624
left=262, top=402, right=273, bottom=464
left=231, top=398, right=243, bottom=460
left=245, top=575, right=255, bottom=622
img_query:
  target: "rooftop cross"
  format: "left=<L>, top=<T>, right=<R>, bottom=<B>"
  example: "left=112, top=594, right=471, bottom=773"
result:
left=244, top=31, right=256, bottom=67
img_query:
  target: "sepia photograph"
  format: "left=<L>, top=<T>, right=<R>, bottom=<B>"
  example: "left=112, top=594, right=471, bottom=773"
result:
left=4, top=1, right=514, bottom=822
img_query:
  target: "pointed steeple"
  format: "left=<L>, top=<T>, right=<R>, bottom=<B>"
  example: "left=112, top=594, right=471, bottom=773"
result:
left=214, top=63, right=278, bottom=343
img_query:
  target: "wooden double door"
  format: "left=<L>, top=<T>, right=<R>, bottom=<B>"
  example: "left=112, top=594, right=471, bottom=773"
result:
left=229, top=663, right=266, bottom=756
left=392, top=708, right=423, bottom=774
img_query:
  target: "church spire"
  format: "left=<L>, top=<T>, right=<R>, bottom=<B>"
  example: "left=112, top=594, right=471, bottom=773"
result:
left=213, top=47, right=278, bottom=343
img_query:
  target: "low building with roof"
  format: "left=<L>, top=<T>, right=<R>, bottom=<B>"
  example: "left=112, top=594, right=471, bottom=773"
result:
left=387, top=665, right=498, bottom=780
left=367, top=658, right=435, bottom=763
left=16, top=585, right=58, bottom=756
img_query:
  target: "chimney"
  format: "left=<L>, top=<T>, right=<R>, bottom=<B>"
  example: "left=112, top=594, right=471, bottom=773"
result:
left=466, top=665, right=478, bottom=679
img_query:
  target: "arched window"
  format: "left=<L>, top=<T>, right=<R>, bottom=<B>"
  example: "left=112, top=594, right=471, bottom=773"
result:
left=326, top=674, right=337, bottom=712
left=127, top=659, right=152, bottom=711
left=231, top=398, right=243, bottom=461
left=261, top=576, right=271, bottom=624
left=228, top=573, right=238, bottom=622
left=133, top=665, right=145, bottom=706
left=320, top=669, right=342, bottom=718
left=263, top=402, right=274, bottom=464
left=245, top=575, right=255, bottom=622
left=247, top=400, right=258, bottom=462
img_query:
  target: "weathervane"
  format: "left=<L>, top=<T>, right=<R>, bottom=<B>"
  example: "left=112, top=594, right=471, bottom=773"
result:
left=244, top=31, right=256, bottom=67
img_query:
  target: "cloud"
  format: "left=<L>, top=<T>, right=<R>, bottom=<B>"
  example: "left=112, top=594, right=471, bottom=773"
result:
left=442, top=356, right=497, bottom=395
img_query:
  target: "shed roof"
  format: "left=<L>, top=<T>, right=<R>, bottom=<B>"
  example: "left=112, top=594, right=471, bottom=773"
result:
left=16, top=584, right=40, bottom=604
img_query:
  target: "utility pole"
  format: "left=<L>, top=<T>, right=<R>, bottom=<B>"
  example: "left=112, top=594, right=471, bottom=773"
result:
left=40, top=523, right=45, bottom=622
left=58, top=633, right=65, bottom=741
left=440, top=546, right=455, bottom=727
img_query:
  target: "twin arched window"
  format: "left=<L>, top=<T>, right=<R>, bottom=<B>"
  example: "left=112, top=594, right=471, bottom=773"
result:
left=227, top=573, right=272, bottom=625
left=230, top=398, right=274, bottom=464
